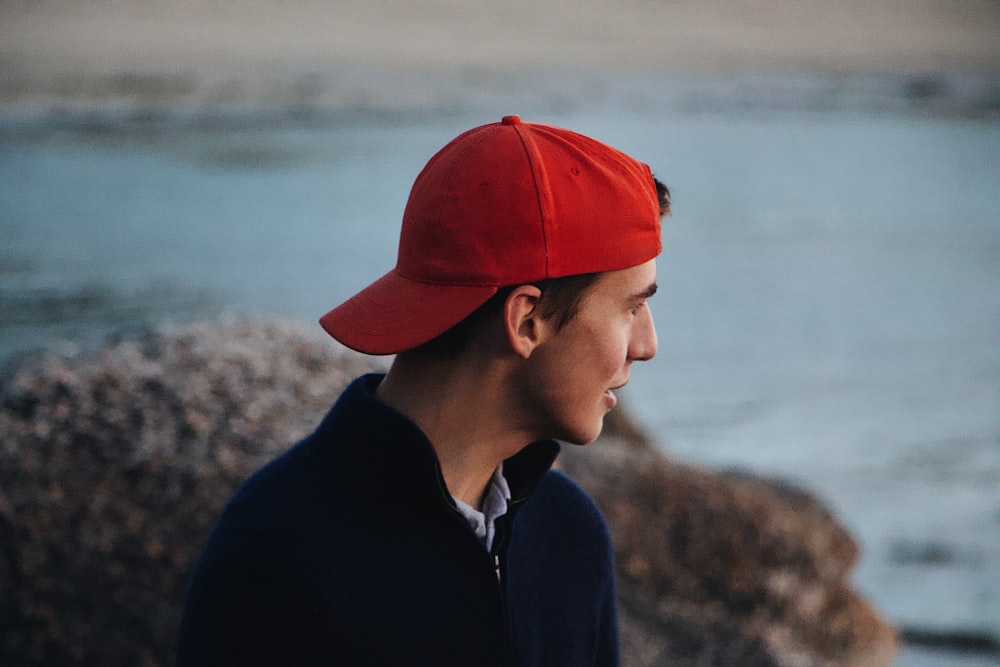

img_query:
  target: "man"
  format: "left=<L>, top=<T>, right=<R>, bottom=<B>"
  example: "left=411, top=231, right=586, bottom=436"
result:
left=177, top=115, right=670, bottom=666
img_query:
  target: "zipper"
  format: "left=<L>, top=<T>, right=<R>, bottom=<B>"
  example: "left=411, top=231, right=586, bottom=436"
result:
left=491, top=516, right=506, bottom=588
left=434, top=460, right=517, bottom=666
left=491, top=514, right=513, bottom=667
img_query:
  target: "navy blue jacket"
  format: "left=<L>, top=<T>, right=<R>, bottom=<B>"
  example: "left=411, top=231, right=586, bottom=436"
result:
left=177, top=374, right=619, bottom=666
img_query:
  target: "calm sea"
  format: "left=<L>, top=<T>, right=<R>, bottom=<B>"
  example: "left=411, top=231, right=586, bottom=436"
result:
left=2, top=88, right=998, bottom=664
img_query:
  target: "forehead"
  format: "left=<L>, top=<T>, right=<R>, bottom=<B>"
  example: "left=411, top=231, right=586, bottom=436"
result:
left=586, top=260, right=657, bottom=300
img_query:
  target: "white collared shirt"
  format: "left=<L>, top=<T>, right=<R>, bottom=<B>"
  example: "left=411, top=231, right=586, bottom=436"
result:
left=451, top=463, right=511, bottom=552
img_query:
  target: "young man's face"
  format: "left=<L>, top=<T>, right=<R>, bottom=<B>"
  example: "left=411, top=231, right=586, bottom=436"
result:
left=517, top=259, right=658, bottom=445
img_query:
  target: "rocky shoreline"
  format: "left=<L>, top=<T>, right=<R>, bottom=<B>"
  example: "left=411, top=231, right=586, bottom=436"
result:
left=0, top=319, right=898, bottom=666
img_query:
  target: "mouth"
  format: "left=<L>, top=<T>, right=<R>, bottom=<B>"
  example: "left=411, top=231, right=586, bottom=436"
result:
left=605, top=383, right=627, bottom=408
left=605, top=380, right=628, bottom=409
left=603, top=389, right=618, bottom=409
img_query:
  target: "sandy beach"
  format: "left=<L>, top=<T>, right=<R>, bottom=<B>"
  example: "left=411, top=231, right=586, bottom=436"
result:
left=1, top=0, right=998, bottom=114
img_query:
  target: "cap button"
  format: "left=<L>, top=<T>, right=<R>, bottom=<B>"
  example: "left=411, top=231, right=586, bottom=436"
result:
left=501, top=115, right=521, bottom=125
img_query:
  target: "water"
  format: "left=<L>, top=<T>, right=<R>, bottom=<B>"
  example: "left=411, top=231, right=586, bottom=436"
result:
left=2, top=102, right=998, bottom=664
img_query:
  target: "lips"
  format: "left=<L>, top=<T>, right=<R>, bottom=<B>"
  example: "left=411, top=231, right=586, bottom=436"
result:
left=605, top=379, right=628, bottom=409
left=608, top=379, right=629, bottom=393
left=604, top=388, right=618, bottom=409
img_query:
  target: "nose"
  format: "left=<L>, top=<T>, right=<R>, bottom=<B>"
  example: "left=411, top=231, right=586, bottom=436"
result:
left=628, top=305, right=658, bottom=362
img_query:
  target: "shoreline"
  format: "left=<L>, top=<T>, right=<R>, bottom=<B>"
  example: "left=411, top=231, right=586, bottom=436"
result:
left=2, top=69, right=998, bottom=128
left=2, top=1, right=998, bottom=120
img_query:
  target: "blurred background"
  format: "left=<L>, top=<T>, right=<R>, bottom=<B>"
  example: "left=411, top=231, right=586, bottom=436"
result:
left=2, top=2, right=998, bottom=665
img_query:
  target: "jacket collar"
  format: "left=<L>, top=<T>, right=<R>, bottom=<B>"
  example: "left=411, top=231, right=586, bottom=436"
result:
left=312, top=374, right=560, bottom=506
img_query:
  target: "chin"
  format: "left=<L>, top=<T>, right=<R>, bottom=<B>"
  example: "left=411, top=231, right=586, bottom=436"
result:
left=558, top=417, right=606, bottom=446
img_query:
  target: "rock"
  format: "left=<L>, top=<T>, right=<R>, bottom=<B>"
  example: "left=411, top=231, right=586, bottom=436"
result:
left=0, top=318, right=897, bottom=666
left=559, top=424, right=898, bottom=666
left=0, top=320, right=379, bottom=666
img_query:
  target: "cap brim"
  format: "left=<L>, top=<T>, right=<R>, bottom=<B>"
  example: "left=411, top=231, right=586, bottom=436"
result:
left=320, top=269, right=499, bottom=355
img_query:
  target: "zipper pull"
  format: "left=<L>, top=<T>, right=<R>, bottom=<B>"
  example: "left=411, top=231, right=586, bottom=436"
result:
left=494, top=553, right=502, bottom=585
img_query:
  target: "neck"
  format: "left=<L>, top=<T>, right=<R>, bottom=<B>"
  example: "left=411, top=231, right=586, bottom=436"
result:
left=376, top=353, right=528, bottom=509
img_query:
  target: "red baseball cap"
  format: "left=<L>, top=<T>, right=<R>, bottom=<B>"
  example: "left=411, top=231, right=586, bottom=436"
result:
left=320, top=115, right=662, bottom=355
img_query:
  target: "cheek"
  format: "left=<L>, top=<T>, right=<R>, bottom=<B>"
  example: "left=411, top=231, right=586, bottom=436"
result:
left=529, top=319, right=629, bottom=401
left=588, top=327, right=630, bottom=374
left=565, top=339, right=628, bottom=404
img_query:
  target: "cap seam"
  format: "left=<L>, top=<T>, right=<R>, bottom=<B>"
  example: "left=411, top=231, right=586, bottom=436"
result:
left=509, top=122, right=550, bottom=279
left=393, top=265, right=505, bottom=289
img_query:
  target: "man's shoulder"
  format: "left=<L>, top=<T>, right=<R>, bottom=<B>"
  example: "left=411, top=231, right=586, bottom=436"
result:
left=536, top=467, right=596, bottom=504
left=195, top=433, right=356, bottom=570
left=225, top=374, right=382, bottom=512
left=209, top=423, right=348, bottom=516
left=526, top=469, right=611, bottom=537
left=509, top=468, right=616, bottom=583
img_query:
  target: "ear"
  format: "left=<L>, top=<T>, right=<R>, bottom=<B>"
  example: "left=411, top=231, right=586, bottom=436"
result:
left=503, top=284, right=544, bottom=359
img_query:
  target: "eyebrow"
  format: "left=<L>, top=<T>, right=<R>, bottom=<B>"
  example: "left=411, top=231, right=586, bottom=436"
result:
left=633, top=282, right=658, bottom=300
